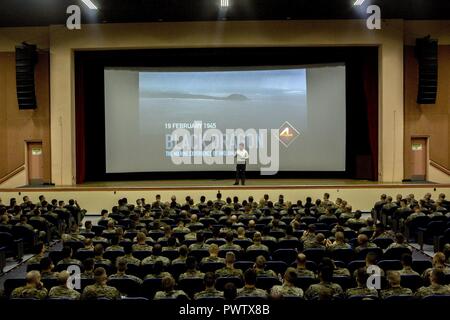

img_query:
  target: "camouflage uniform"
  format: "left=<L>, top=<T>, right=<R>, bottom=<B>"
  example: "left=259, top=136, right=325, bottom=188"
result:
left=172, top=256, right=187, bottom=265
left=354, top=242, right=378, bottom=253
left=380, top=287, right=413, bottom=299
left=387, top=243, right=411, bottom=250
left=237, top=286, right=268, bottom=298
left=81, top=283, right=121, bottom=300
left=255, top=269, right=277, bottom=277
left=41, top=271, right=57, bottom=280
left=132, top=244, right=153, bottom=252
left=154, top=290, right=189, bottom=300
left=48, top=285, right=81, bottom=300
left=121, top=254, right=141, bottom=266
left=93, top=257, right=112, bottom=266
left=10, top=286, right=48, bottom=300
left=415, top=284, right=450, bottom=297
left=215, top=266, right=244, bottom=279
left=334, top=268, right=351, bottom=277
left=219, top=243, right=242, bottom=251
left=305, top=282, right=344, bottom=300
left=57, top=258, right=82, bottom=266
left=295, top=267, right=316, bottom=278
left=246, top=243, right=269, bottom=252
left=141, top=255, right=171, bottom=266
left=270, top=284, right=304, bottom=297
left=144, top=271, right=172, bottom=279
left=179, top=270, right=205, bottom=280
left=345, top=287, right=378, bottom=299
left=194, top=288, right=224, bottom=299
left=327, top=243, right=351, bottom=251
left=81, top=271, right=94, bottom=279
left=105, top=245, right=124, bottom=252
left=189, top=243, right=210, bottom=250
left=109, top=273, right=143, bottom=285
left=398, top=267, right=419, bottom=276
left=201, top=256, right=225, bottom=264
left=303, top=240, right=325, bottom=249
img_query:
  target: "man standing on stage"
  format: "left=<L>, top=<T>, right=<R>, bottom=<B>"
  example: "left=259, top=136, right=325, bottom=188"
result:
left=234, top=143, right=249, bottom=185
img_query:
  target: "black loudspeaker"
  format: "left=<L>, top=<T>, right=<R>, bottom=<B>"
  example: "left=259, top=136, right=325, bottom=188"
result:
left=15, top=43, right=38, bottom=110
left=415, top=36, right=438, bottom=104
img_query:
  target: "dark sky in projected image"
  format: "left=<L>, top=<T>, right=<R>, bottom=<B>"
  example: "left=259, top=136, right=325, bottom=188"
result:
left=139, top=69, right=307, bottom=97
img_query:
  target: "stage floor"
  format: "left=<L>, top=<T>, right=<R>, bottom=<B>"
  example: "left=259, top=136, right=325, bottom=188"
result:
left=69, top=178, right=438, bottom=190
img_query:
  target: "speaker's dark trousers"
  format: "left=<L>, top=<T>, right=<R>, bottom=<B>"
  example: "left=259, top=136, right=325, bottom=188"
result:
left=235, top=163, right=246, bottom=185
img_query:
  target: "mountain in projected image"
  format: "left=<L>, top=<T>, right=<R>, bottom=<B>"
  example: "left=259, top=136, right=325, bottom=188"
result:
left=141, top=91, right=250, bottom=101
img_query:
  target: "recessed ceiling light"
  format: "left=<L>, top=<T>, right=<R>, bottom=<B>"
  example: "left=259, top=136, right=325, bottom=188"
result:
left=82, top=0, right=98, bottom=10
left=353, top=0, right=365, bottom=6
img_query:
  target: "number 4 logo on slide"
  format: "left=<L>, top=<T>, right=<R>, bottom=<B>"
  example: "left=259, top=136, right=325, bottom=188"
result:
left=277, top=121, right=300, bottom=147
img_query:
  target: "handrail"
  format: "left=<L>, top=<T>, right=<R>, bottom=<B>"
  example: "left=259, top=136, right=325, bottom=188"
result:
left=0, top=164, right=25, bottom=184
left=430, top=160, right=450, bottom=176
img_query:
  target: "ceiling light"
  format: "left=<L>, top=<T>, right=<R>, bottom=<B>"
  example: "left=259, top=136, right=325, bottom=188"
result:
left=354, top=0, right=365, bottom=5
left=82, top=0, right=98, bottom=10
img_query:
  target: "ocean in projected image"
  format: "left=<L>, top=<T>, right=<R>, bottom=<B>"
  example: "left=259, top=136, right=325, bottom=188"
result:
left=138, top=68, right=308, bottom=134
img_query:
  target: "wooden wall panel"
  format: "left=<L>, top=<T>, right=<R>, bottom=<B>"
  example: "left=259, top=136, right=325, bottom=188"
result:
left=0, top=52, right=51, bottom=182
left=404, top=46, right=450, bottom=178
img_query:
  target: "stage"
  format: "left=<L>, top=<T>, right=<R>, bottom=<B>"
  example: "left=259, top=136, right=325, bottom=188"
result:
left=1, top=179, right=449, bottom=214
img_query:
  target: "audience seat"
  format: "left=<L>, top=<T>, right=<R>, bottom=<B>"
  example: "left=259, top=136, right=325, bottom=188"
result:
left=272, top=249, right=297, bottom=264
left=400, top=274, right=423, bottom=291
left=256, top=276, right=281, bottom=290
left=215, top=277, right=243, bottom=291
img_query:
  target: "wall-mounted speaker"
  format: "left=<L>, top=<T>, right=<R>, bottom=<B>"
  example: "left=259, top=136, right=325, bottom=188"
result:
left=15, top=43, right=38, bottom=110
left=415, top=36, right=438, bottom=104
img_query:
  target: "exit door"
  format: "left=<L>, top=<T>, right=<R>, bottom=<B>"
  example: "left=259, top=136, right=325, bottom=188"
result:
left=410, top=137, right=428, bottom=181
left=27, top=142, right=44, bottom=185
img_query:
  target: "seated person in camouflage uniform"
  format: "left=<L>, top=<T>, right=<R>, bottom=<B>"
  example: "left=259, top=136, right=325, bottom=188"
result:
left=371, top=223, right=395, bottom=240
left=194, top=272, right=224, bottom=300
left=201, top=244, right=225, bottom=264
left=380, top=271, right=413, bottom=299
left=145, top=260, right=172, bottom=280
left=354, top=234, right=378, bottom=253
left=57, top=246, right=82, bottom=267
left=301, top=224, right=316, bottom=243
left=295, top=253, right=316, bottom=278
left=81, top=267, right=121, bottom=300
left=422, top=252, right=450, bottom=283
left=326, top=231, right=351, bottom=251
left=246, top=232, right=269, bottom=252
left=398, top=253, right=419, bottom=276
left=121, top=244, right=141, bottom=266
left=189, top=232, right=210, bottom=251
left=354, top=252, right=385, bottom=278
left=236, top=268, right=268, bottom=299
left=142, top=244, right=171, bottom=266
left=108, top=258, right=143, bottom=285
left=304, top=233, right=326, bottom=249
left=387, top=233, right=411, bottom=251
left=223, top=282, right=237, bottom=301
left=78, top=238, right=94, bottom=253
left=39, top=257, right=57, bottom=280
left=219, top=231, right=242, bottom=252
left=81, top=258, right=95, bottom=279
left=179, top=256, right=205, bottom=280
left=172, top=245, right=188, bottom=265
left=93, top=243, right=112, bottom=267
left=132, top=232, right=153, bottom=252
left=416, top=269, right=450, bottom=298
left=48, top=270, right=81, bottom=300
left=215, top=251, right=244, bottom=279
left=322, top=257, right=351, bottom=277
left=305, top=264, right=344, bottom=300
left=105, top=236, right=124, bottom=252
left=162, top=236, right=179, bottom=252
left=62, top=224, right=85, bottom=243
left=270, top=267, right=304, bottom=299
left=154, top=275, right=189, bottom=300
left=10, top=270, right=48, bottom=300
left=27, top=242, right=46, bottom=265
left=346, top=268, right=378, bottom=299
left=254, top=255, right=277, bottom=277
